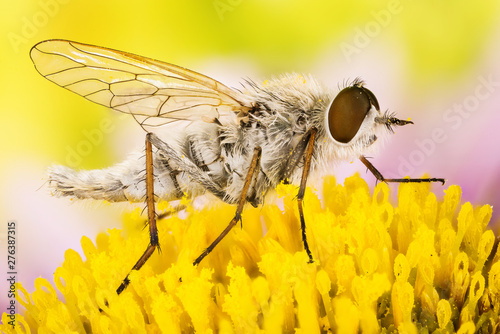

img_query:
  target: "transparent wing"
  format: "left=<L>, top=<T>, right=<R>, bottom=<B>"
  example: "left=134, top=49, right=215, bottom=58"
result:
left=30, top=40, right=251, bottom=129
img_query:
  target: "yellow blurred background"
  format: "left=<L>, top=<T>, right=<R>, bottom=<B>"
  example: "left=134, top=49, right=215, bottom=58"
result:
left=1, top=0, right=500, bottom=313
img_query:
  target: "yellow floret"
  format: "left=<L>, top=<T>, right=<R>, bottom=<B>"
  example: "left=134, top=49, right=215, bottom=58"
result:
left=2, top=174, right=499, bottom=333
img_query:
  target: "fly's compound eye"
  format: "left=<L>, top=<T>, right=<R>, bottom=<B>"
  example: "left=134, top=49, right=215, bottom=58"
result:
left=327, top=85, right=380, bottom=143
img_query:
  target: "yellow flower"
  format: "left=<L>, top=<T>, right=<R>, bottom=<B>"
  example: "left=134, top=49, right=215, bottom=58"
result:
left=2, top=174, right=499, bottom=333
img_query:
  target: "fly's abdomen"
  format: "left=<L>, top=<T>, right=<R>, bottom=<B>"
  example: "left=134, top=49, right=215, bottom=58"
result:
left=47, top=151, right=190, bottom=203
left=47, top=164, right=132, bottom=201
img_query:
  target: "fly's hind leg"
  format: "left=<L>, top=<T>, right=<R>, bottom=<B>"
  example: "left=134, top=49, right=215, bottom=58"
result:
left=193, top=146, right=262, bottom=266
left=145, top=133, right=248, bottom=266
left=121, top=133, right=262, bottom=278
left=147, top=133, right=228, bottom=201
left=117, top=132, right=233, bottom=294
left=117, top=134, right=158, bottom=294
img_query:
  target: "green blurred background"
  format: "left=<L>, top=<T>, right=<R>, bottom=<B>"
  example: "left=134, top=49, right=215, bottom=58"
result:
left=1, top=0, right=500, bottom=311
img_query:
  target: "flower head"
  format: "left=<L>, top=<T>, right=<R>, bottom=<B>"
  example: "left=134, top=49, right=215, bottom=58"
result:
left=2, top=174, right=499, bottom=333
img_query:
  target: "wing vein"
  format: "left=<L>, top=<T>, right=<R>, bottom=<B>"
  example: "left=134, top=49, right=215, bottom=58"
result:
left=31, top=40, right=251, bottom=131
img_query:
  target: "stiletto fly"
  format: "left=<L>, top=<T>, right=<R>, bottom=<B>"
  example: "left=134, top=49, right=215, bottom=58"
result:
left=30, top=40, right=445, bottom=294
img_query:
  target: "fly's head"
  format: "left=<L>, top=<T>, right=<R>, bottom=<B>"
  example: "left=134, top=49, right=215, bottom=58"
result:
left=325, top=79, right=413, bottom=151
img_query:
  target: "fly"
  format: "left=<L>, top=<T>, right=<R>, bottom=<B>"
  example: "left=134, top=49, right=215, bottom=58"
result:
left=30, top=40, right=445, bottom=294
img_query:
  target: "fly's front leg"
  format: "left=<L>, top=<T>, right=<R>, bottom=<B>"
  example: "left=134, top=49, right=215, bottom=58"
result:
left=359, top=156, right=445, bottom=185
left=193, top=146, right=262, bottom=266
left=296, top=127, right=317, bottom=263
left=117, top=134, right=158, bottom=294
left=279, top=127, right=318, bottom=263
left=282, top=128, right=314, bottom=184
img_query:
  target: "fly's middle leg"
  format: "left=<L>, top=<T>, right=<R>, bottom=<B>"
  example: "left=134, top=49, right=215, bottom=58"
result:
left=193, top=146, right=262, bottom=266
